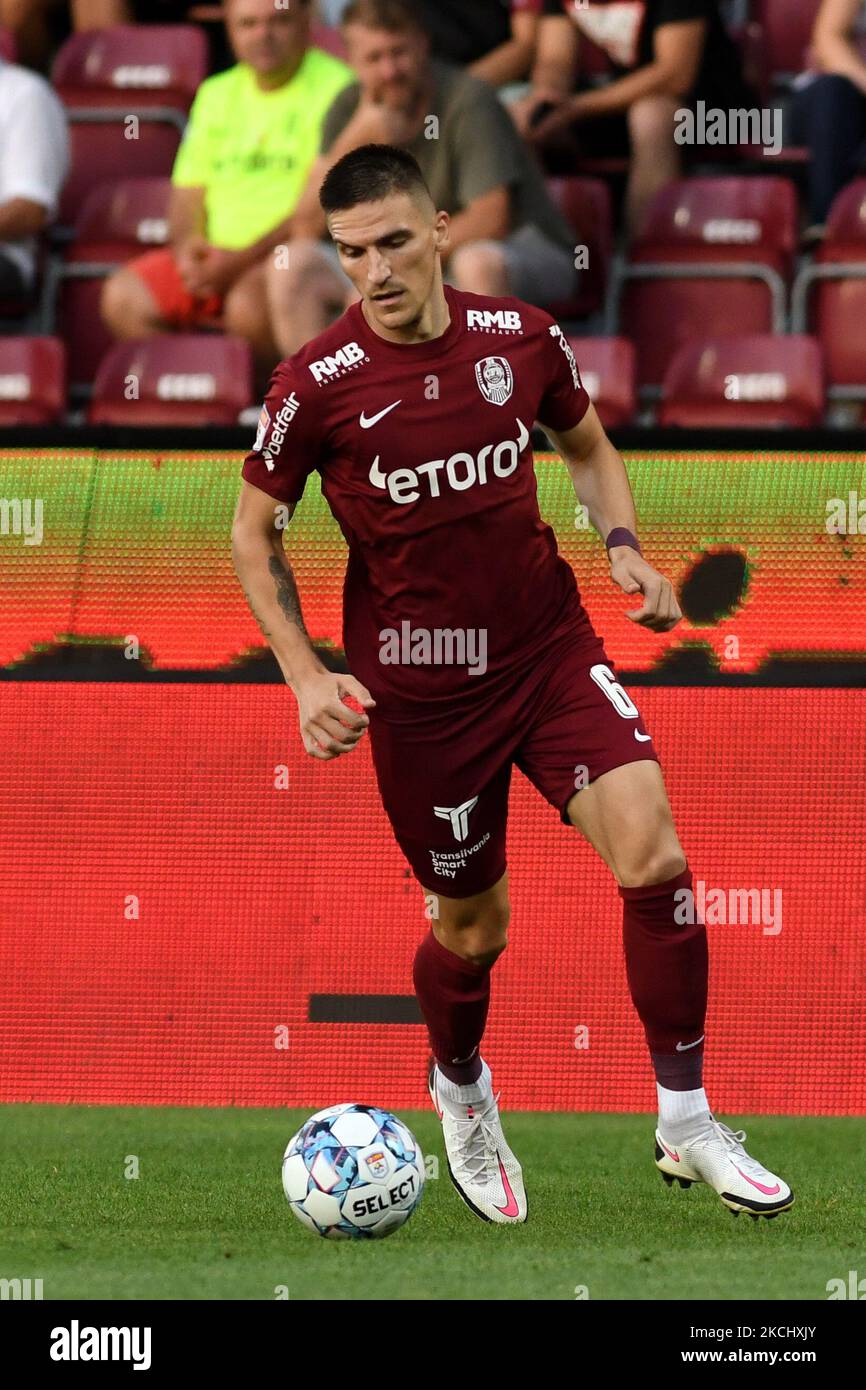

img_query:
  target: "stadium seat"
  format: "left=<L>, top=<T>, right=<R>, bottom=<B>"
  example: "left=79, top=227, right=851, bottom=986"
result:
left=51, top=25, right=198, bottom=228
left=58, top=123, right=180, bottom=227
left=658, top=335, right=824, bottom=428
left=629, top=177, right=797, bottom=275
left=562, top=337, right=636, bottom=429
left=745, top=0, right=822, bottom=96
left=0, top=337, right=65, bottom=424
left=791, top=180, right=866, bottom=394
left=66, top=178, right=172, bottom=258
left=616, top=177, right=796, bottom=388
left=51, top=26, right=207, bottom=114
left=88, top=335, right=254, bottom=424
left=52, top=179, right=172, bottom=395
left=543, top=177, right=612, bottom=319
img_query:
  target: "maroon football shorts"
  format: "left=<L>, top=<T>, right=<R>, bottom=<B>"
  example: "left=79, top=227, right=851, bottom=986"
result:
left=367, top=625, right=660, bottom=899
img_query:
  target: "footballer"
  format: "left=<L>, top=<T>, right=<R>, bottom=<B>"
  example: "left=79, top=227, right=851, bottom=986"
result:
left=232, top=144, right=793, bottom=1226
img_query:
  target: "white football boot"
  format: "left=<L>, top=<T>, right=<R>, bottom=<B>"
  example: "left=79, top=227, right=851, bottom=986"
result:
left=428, top=1056, right=527, bottom=1224
left=655, top=1115, right=794, bottom=1219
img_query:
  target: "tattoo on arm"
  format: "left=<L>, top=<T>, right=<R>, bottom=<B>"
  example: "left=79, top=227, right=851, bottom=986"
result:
left=267, top=554, right=310, bottom=638
left=240, top=583, right=273, bottom=640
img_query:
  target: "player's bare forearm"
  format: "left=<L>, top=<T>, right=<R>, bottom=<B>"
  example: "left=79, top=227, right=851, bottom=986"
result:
left=231, top=481, right=376, bottom=758
left=545, top=402, right=637, bottom=542
left=565, top=433, right=637, bottom=542
left=543, top=402, right=681, bottom=631
left=232, top=528, right=326, bottom=692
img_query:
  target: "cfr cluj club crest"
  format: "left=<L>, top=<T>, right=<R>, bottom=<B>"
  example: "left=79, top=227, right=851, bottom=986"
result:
left=475, top=355, right=513, bottom=406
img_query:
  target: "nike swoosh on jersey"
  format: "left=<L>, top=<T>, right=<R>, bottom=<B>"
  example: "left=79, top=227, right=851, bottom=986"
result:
left=634, top=730, right=653, bottom=742
left=360, top=400, right=402, bottom=428
left=675, top=1035, right=705, bottom=1051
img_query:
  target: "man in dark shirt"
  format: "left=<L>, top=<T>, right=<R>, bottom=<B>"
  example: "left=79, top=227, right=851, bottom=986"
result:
left=515, top=0, right=754, bottom=234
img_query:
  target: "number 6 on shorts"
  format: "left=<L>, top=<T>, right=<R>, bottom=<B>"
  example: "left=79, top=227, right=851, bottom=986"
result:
left=589, top=663, right=640, bottom=718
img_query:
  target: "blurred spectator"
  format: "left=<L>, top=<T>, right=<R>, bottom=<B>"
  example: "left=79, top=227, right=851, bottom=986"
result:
left=100, top=0, right=354, bottom=374
left=321, top=0, right=557, bottom=91
left=276, top=0, right=578, bottom=355
left=515, top=0, right=755, bottom=236
left=789, top=0, right=866, bottom=231
left=0, top=52, right=69, bottom=301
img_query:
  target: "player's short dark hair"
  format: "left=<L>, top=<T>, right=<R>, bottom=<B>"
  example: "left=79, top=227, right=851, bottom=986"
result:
left=319, top=144, right=434, bottom=217
left=340, top=0, right=423, bottom=33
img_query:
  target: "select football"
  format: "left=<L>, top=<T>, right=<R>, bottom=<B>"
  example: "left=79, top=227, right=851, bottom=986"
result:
left=282, top=1102, right=425, bottom=1239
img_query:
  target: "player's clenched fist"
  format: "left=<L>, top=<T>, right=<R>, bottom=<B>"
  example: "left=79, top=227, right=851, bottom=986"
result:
left=295, top=673, right=376, bottom=760
left=609, top=549, right=683, bottom=633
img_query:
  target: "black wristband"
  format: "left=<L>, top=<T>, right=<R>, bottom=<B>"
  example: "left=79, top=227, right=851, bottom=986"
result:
left=606, top=527, right=642, bottom=556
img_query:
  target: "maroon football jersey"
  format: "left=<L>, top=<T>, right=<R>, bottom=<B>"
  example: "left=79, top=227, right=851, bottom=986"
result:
left=241, top=285, right=591, bottom=711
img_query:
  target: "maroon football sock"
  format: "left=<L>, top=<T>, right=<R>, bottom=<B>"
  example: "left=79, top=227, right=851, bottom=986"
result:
left=412, top=928, right=488, bottom=1084
left=619, top=866, right=708, bottom=1091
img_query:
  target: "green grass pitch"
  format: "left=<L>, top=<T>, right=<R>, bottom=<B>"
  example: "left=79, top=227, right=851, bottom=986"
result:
left=1, top=1105, right=863, bottom=1301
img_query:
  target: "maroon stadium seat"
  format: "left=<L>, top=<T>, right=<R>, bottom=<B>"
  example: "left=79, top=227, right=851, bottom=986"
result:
left=792, top=180, right=866, bottom=392
left=51, top=26, right=207, bottom=113
left=745, top=0, right=821, bottom=97
left=544, top=177, right=612, bottom=319
left=54, top=178, right=173, bottom=394
left=617, top=178, right=796, bottom=387
left=629, top=178, right=797, bottom=276
left=51, top=25, right=198, bottom=228
left=70, top=177, right=173, bottom=257
left=563, top=337, right=636, bottom=429
left=658, top=335, right=824, bottom=428
left=0, top=337, right=65, bottom=424
left=58, top=122, right=180, bottom=226
left=88, top=335, right=254, bottom=424
left=753, top=0, right=821, bottom=76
